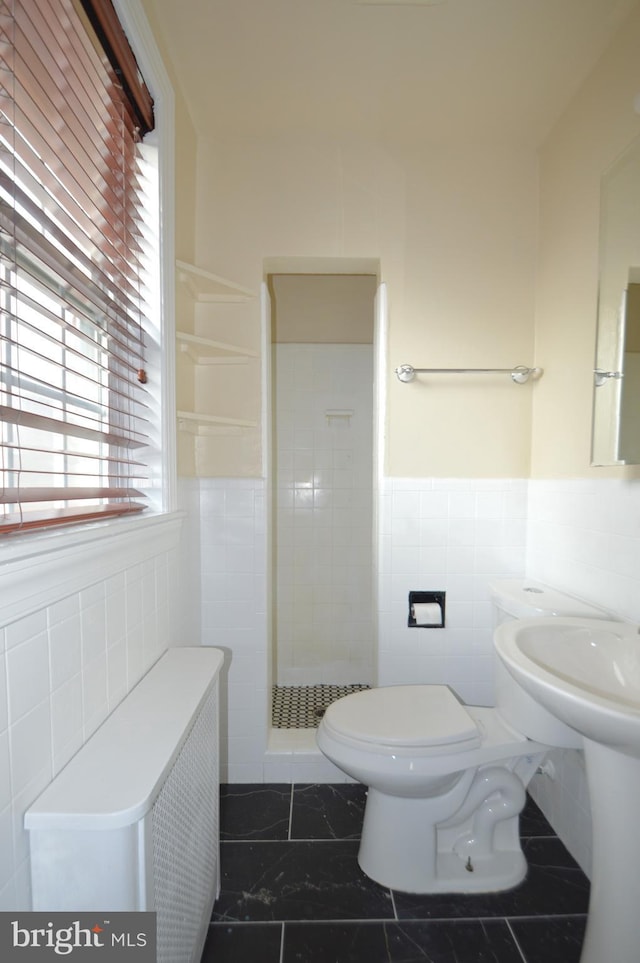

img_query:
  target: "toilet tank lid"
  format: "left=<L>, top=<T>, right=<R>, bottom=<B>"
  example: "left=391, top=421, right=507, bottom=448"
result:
left=488, top=579, right=607, bottom=619
left=323, top=685, right=481, bottom=750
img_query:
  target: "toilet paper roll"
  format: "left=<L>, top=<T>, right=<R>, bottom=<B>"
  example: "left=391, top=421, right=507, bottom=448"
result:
left=411, top=602, right=443, bottom=626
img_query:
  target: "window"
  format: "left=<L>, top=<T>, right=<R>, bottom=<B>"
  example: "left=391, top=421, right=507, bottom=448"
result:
left=0, top=0, right=159, bottom=535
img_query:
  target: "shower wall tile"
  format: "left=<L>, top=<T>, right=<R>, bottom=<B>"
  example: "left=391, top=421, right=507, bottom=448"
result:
left=274, top=344, right=375, bottom=687
left=377, top=478, right=528, bottom=706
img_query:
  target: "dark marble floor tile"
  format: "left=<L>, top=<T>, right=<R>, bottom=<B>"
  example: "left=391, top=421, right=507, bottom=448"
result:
left=510, top=916, right=587, bottom=963
left=213, top=840, right=394, bottom=922
left=220, top=784, right=291, bottom=840
left=201, top=923, right=282, bottom=963
left=393, top=837, right=589, bottom=921
left=291, top=783, right=367, bottom=840
left=519, top=795, right=555, bottom=837
left=283, top=919, right=525, bottom=963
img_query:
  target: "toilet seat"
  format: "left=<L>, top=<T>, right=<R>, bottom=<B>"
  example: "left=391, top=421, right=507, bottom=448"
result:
left=322, top=685, right=482, bottom=756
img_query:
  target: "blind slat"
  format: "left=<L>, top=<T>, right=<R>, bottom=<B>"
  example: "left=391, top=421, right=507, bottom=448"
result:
left=0, top=486, right=144, bottom=503
left=0, top=486, right=144, bottom=505
left=0, top=502, right=145, bottom=534
left=1, top=468, right=148, bottom=482
left=1, top=442, right=146, bottom=468
left=0, top=405, right=147, bottom=450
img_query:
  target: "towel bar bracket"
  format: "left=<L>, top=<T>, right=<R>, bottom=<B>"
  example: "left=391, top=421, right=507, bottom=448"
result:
left=594, top=369, right=623, bottom=387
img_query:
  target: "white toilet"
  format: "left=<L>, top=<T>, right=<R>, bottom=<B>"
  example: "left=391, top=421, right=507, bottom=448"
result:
left=316, top=579, right=605, bottom=894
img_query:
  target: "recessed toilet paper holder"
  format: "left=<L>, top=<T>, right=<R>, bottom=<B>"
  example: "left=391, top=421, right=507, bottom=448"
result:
left=408, top=590, right=446, bottom=628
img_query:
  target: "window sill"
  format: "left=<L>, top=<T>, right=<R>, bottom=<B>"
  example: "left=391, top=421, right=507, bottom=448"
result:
left=0, top=511, right=184, bottom=627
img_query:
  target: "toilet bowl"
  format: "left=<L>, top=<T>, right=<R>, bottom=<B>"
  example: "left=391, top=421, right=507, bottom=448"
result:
left=316, top=579, right=606, bottom=894
left=317, top=683, right=547, bottom=892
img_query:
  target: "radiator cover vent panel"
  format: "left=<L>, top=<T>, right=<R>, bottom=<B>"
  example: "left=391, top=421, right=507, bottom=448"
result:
left=152, top=687, right=219, bottom=962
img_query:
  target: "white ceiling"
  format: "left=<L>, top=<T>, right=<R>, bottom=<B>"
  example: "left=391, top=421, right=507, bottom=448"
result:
left=144, top=0, right=639, bottom=146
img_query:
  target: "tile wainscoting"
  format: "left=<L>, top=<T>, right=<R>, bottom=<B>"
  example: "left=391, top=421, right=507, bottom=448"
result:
left=0, top=514, right=183, bottom=910
left=377, top=477, right=529, bottom=706
left=193, top=473, right=640, bottom=878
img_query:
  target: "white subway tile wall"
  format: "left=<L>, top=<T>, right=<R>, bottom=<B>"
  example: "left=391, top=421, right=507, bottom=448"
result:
left=527, top=478, right=640, bottom=623
left=273, top=344, right=374, bottom=686
left=378, top=477, right=528, bottom=706
left=199, top=478, right=269, bottom=782
left=3, top=472, right=638, bottom=905
left=197, top=473, right=640, bottom=876
left=0, top=535, right=177, bottom=911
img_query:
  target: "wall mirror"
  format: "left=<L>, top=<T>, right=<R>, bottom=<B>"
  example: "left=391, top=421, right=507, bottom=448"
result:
left=591, top=134, right=640, bottom=466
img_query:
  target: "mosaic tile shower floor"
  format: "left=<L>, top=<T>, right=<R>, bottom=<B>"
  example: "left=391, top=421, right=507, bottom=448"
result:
left=271, top=684, right=370, bottom=728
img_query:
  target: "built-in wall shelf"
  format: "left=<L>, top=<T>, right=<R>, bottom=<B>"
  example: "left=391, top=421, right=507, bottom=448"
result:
left=176, top=330, right=257, bottom=364
left=177, top=410, right=258, bottom=431
left=176, top=260, right=255, bottom=303
left=175, top=259, right=259, bottom=476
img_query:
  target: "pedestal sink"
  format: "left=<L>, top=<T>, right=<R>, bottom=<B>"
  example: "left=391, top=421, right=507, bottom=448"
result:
left=494, top=616, right=640, bottom=963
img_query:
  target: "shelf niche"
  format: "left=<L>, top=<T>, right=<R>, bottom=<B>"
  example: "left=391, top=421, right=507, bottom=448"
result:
left=175, top=260, right=260, bottom=476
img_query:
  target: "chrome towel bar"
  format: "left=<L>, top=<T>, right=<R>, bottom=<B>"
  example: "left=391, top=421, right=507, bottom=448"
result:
left=395, top=364, right=543, bottom=384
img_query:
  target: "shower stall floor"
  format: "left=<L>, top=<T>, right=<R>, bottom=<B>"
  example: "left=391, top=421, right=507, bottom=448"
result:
left=271, top=684, right=370, bottom=729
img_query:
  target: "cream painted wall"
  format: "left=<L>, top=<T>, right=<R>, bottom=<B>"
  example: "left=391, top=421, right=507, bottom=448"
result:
left=532, top=3, right=640, bottom=479
left=145, top=0, right=640, bottom=484
left=193, top=136, right=539, bottom=478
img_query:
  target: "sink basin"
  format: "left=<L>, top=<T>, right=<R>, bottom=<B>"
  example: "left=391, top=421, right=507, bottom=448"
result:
left=494, top=615, right=640, bottom=963
left=494, top=616, right=640, bottom=757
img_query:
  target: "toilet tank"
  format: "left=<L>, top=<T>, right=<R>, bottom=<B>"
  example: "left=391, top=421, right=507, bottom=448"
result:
left=489, top=578, right=608, bottom=626
left=488, top=579, right=608, bottom=746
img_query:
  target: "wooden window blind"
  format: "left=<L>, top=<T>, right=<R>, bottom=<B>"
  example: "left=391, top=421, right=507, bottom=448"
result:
left=0, top=0, right=155, bottom=535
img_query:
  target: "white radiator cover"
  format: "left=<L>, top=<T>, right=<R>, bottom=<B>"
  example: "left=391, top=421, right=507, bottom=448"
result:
left=25, top=647, right=224, bottom=963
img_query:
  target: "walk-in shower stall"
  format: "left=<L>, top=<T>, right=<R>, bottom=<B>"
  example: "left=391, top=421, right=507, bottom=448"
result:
left=268, top=273, right=378, bottom=727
